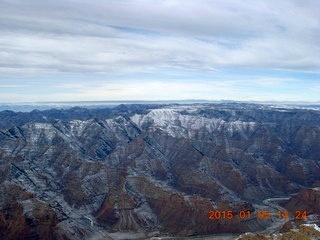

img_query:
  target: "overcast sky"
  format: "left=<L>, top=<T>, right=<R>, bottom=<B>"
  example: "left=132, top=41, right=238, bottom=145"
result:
left=0, top=0, right=319, bottom=103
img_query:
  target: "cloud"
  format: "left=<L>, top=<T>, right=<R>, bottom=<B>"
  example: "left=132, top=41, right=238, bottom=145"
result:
left=1, top=76, right=315, bottom=103
left=0, top=0, right=319, bottom=76
left=0, top=0, right=319, bottom=103
left=0, top=79, right=238, bottom=102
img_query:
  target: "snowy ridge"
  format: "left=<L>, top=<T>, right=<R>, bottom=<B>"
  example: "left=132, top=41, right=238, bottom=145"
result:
left=131, top=108, right=256, bottom=137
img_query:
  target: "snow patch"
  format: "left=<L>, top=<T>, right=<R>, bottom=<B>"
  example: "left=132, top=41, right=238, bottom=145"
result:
left=131, top=109, right=256, bottom=138
left=302, top=223, right=320, bottom=232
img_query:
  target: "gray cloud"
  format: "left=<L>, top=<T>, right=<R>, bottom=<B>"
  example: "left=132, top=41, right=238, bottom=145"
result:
left=0, top=0, right=319, bottom=75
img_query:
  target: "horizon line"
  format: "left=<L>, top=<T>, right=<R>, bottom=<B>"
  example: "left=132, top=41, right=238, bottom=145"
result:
left=1, top=99, right=320, bottom=105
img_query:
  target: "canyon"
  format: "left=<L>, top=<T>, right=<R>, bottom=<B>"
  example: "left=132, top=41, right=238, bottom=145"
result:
left=0, top=103, right=319, bottom=239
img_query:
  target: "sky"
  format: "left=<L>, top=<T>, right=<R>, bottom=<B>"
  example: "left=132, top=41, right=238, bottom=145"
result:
left=0, top=0, right=319, bottom=103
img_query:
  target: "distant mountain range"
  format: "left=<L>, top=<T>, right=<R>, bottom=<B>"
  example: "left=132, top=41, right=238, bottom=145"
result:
left=0, top=103, right=319, bottom=239
left=1, top=100, right=319, bottom=112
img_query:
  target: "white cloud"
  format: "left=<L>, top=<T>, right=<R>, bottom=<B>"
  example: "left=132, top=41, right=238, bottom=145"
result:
left=0, top=0, right=319, bottom=102
left=0, top=0, right=319, bottom=75
left=0, top=77, right=308, bottom=103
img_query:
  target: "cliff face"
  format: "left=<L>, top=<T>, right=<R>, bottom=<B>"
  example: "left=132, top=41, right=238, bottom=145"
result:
left=0, top=103, right=320, bottom=239
left=284, top=188, right=320, bottom=215
left=0, top=183, right=65, bottom=240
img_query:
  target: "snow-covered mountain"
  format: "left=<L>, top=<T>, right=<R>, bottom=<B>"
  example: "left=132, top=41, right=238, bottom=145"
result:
left=0, top=103, right=320, bottom=239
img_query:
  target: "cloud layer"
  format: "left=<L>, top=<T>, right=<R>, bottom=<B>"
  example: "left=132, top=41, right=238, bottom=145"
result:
left=0, top=0, right=319, bottom=102
left=1, top=0, right=319, bottom=75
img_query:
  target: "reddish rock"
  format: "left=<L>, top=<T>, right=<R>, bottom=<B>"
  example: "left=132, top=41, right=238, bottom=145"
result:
left=285, top=189, right=320, bottom=215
